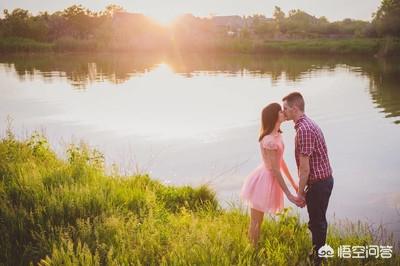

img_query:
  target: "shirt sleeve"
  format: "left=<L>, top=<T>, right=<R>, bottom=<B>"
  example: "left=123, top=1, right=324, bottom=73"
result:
left=297, top=127, right=314, bottom=156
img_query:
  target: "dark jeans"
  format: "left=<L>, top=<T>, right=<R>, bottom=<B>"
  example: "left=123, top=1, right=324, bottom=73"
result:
left=305, top=176, right=334, bottom=264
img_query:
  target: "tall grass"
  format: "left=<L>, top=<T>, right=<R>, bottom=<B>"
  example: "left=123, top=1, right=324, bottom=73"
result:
left=250, top=38, right=400, bottom=56
left=2, top=36, right=400, bottom=56
left=0, top=130, right=398, bottom=265
left=0, top=37, right=54, bottom=53
left=251, top=38, right=380, bottom=55
left=53, top=37, right=99, bottom=52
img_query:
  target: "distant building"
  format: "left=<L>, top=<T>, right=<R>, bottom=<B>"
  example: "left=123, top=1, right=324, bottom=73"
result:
left=211, top=15, right=274, bottom=36
left=211, top=16, right=246, bottom=29
left=246, top=16, right=274, bottom=26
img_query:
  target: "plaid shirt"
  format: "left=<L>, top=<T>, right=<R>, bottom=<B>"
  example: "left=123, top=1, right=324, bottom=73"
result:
left=295, top=114, right=332, bottom=185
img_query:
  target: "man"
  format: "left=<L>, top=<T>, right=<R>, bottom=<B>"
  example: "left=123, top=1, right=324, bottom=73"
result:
left=282, top=92, right=334, bottom=265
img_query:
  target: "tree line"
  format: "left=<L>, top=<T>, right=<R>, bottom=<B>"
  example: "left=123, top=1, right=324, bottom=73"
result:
left=0, top=1, right=399, bottom=45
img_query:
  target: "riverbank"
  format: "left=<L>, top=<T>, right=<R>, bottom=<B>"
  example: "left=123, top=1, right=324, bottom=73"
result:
left=0, top=130, right=398, bottom=265
left=252, top=38, right=400, bottom=56
left=1, top=37, right=400, bottom=57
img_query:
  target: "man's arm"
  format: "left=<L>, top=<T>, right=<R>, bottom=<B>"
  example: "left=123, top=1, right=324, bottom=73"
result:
left=296, top=126, right=314, bottom=206
left=298, top=154, right=310, bottom=197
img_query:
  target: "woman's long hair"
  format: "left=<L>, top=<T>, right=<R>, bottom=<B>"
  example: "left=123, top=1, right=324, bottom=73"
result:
left=258, top=103, right=282, bottom=142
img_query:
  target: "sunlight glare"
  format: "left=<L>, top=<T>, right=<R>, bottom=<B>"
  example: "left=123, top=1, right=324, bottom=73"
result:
left=147, top=10, right=178, bottom=26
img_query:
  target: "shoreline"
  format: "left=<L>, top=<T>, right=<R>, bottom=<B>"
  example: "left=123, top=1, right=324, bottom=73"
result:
left=1, top=37, right=400, bottom=57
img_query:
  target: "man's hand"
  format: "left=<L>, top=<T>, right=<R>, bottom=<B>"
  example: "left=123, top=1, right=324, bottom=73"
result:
left=296, top=191, right=306, bottom=208
left=287, top=193, right=305, bottom=207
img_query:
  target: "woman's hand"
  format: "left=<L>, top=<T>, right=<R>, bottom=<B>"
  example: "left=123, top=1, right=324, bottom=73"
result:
left=296, top=192, right=306, bottom=208
left=287, top=193, right=304, bottom=207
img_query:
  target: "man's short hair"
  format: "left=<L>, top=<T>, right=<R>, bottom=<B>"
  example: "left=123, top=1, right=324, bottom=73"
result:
left=282, top=92, right=305, bottom=112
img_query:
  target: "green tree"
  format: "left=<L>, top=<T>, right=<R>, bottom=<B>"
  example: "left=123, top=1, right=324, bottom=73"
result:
left=373, top=0, right=400, bottom=36
left=47, top=11, right=68, bottom=40
left=250, top=15, right=275, bottom=37
left=285, top=9, right=317, bottom=36
left=102, top=4, right=124, bottom=17
left=283, top=10, right=334, bottom=37
left=273, top=6, right=286, bottom=33
left=1, top=8, right=49, bottom=41
left=2, top=8, right=31, bottom=37
left=62, top=5, right=95, bottom=39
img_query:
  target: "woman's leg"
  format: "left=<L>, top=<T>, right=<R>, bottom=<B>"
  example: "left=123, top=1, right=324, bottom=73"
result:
left=249, top=208, right=264, bottom=247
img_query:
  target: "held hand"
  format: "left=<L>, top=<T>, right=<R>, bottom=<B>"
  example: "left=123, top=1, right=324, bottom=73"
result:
left=287, top=193, right=304, bottom=207
left=296, top=192, right=306, bottom=208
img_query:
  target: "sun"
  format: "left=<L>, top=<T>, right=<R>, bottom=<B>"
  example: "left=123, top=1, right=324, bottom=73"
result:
left=147, top=10, right=179, bottom=26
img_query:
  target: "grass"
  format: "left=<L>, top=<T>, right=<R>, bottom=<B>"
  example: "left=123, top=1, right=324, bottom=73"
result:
left=1, top=36, right=400, bottom=56
left=0, top=129, right=398, bottom=265
left=0, top=37, right=54, bottom=53
left=214, top=38, right=400, bottom=56
left=255, top=39, right=381, bottom=55
left=53, top=37, right=99, bottom=52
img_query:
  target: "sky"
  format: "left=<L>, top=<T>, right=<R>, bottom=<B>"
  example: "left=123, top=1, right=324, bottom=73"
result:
left=1, top=0, right=382, bottom=24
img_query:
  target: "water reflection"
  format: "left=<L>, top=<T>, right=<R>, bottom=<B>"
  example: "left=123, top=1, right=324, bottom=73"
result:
left=0, top=53, right=399, bottom=124
left=0, top=53, right=162, bottom=88
left=364, top=59, right=400, bottom=124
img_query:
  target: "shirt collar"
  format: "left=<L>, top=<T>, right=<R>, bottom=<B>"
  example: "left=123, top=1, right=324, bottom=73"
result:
left=294, top=114, right=306, bottom=129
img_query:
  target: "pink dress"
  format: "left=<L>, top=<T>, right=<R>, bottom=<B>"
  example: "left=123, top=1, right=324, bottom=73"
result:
left=240, top=133, right=284, bottom=213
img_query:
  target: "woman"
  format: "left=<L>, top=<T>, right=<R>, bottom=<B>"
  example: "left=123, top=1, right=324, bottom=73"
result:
left=240, top=103, right=300, bottom=246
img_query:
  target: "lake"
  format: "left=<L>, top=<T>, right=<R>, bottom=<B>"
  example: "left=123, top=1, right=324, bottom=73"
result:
left=1, top=52, right=399, bottom=243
